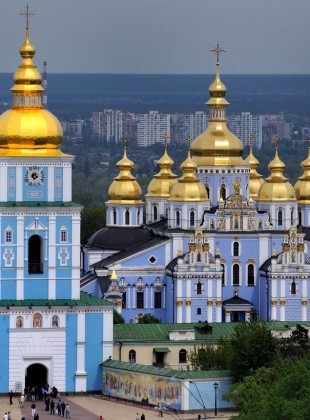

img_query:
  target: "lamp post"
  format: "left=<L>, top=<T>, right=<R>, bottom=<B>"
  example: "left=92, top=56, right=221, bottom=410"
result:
left=189, top=380, right=207, bottom=420
left=213, top=382, right=218, bottom=416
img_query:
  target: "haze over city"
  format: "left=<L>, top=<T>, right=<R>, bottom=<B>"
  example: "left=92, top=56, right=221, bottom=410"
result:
left=0, top=0, right=309, bottom=74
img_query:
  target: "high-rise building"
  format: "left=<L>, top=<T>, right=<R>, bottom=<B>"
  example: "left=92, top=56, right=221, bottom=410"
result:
left=228, top=112, right=263, bottom=149
left=137, top=111, right=170, bottom=147
left=262, top=114, right=293, bottom=143
left=91, top=109, right=134, bottom=142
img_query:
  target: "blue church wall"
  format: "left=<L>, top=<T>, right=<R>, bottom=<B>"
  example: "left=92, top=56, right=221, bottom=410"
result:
left=56, top=216, right=72, bottom=242
left=122, top=244, right=167, bottom=267
left=65, top=313, right=77, bottom=392
left=22, top=167, right=48, bottom=202
left=0, top=315, right=9, bottom=392
left=286, top=299, right=302, bottom=320
left=188, top=379, right=234, bottom=410
left=54, top=167, right=63, bottom=201
left=24, top=279, right=48, bottom=299
left=85, top=313, right=103, bottom=390
left=7, top=167, right=16, bottom=201
left=56, top=274, right=72, bottom=299
left=1, top=277, right=17, bottom=299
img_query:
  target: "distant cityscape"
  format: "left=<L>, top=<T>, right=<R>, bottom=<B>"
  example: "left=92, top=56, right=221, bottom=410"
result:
left=61, top=109, right=310, bottom=149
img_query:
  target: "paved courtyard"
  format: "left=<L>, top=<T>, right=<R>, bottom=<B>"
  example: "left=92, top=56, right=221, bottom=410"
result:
left=0, top=394, right=237, bottom=420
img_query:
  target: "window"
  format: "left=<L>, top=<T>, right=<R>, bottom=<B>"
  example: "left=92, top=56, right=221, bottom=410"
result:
left=190, top=210, right=195, bottom=227
left=176, top=210, right=180, bottom=226
left=210, top=219, right=215, bottom=230
left=122, top=292, right=127, bottom=309
left=60, top=228, right=67, bottom=243
left=291, top=281, right=296, bottom=295
left=196, top=282, right=202, bottom=295
left=179, top=349, right=187, bottom=364
left=247, top=264, right=255, bottom=286
left=5, top=229, right=12, bottom=243
left=233, top=264, right=240, bottom=286
left=154, top=291, right=162, bottom=309
left=137, top=291, right=144, bottom=309
left=197, top=308, right=201, bottom=315
left=278, top=210, right=283, bottom=226
left=221, top=264, right=226, bottom=286
left=220, top=185, right=226, bottom=200
left=291, top=209, right=294, bottom=225
left=233, top=242, right=239, bottom=256
left=205, top=185, right=210, bottom=198
left=125, top=209, right=130, bottom=225
left=28, top=234, right=43, bottom=274
left=113, top=209, right=117, bottom=225
left=153, top=205, right=158, bottom=221
left=129, top=350, right=136, bottom=363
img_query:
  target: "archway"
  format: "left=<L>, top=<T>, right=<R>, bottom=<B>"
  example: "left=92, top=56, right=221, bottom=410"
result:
left=25, top=363, right=48, bottom=389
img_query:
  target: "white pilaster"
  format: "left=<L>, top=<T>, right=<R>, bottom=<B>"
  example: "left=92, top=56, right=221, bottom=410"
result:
left=48, top=215, right=56, bottom=299
left=102, top=311, right=113, bottom=361
left=185, top=301, right=191, bottom=323
left=16, top=215, right=24, bottom=300
left=16, top=167, right=22, bottom=201
left=280, top=302, right=285, bottom=321
left=302, top=302, right=307, bottom=321
left=71, top=213, right=81, bottom=299
left=176, top=301, right=182, bottom=323
left=216, top=302, right=222, bottom=322
left=63, top=164, right=72, bottom=202
left=225, top=311, right=231, bottom=322
left=207, top=302, right=213, bottom=322
left=48, top=166, right=54, bottom=201
left=75, top=312, right=87, bottom=392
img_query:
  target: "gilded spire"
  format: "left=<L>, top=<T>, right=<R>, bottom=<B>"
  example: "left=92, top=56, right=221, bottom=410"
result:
left=244, top=133, right=263, bottom=199
left=191, top=43, right=244, bottom=166
left=294, top=139, right=310, bottom=203
left=107, top=141, right=143, bottom=204
left=146, top=140, right=177, bottom=198
left=258, top=139, right=296, bottom=201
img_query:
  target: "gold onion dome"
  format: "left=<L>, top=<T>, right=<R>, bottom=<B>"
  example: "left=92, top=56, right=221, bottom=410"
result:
left=146, top=144, right=177, bottom=197
left=244, top=144, right=264, bottom=198
left=191, top=62, right=244, bottom=166
left=0, top=28, right=64, bottom=157
left=294, top=145, right=310, bottom=203
left=107, top=145, right=143, bottom=204
left=169, top=148, right=209, bottom=202
left=258, top=146, right=296, bottom=201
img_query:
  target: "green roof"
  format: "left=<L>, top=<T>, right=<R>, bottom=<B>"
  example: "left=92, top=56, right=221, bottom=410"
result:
left=102, top=359, right=231, bottom=379
left=0, top=201, right=82, bottom=208
left=0, top=291, right=114, bottom=308
left=153, top=347, right=170, bottom=353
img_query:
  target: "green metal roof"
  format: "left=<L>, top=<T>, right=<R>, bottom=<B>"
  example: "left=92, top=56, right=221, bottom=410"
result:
left=0, top=201, right=82, bottom=208
left=0, top=291, right=114, bottom=308
left=153, top=347, right=170, bottom=353
left=102, top=359, right=231, bottom=379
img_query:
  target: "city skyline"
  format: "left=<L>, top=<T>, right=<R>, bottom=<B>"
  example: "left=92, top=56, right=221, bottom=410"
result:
left=0, top=0, right=309, bottom=74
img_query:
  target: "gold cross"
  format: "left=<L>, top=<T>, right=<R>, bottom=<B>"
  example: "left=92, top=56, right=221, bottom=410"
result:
left=248, top=133, right=255, bottom=146
left=123, top=137, right=128, bottom=148
left=187, top=136, right=193, bottom=150
left=273, top=135, right=280, bottom=149
left=19, top=4, right=36, bottom=30
left=163, top=133, right=170, bottom=146
left=210, top=42, right=226, bottom=65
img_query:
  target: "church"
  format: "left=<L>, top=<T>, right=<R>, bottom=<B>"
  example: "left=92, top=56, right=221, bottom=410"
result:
left=82, top=47, right=310, bottom=326
left=0, top=24, right=114, bottom=393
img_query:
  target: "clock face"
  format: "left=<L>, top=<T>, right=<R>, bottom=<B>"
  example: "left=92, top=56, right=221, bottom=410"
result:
left=25, top=166, right=45, bottom=186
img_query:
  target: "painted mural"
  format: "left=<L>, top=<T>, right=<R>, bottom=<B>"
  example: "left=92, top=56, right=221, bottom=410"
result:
left=103, top=369, right=181, bottom=408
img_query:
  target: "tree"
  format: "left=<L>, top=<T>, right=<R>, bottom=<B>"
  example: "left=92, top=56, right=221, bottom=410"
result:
left=113, top=310, right=125, bottom=324
left=188, top=338, right=233, bottom=371
left=80, top=206, right=106, bottom=245
left=137, top=313, right=161, bottom=324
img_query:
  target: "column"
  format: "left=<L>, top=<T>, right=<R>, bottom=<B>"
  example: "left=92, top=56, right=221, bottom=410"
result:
left=185, top=300, right=191, bottom=323
left=271, top=300, right=277, bottom=320
left=225, top=310, right=231, bottom=322
left=280, top=300, right=285, bottom=321
left=207, top=300, right=213, bottom=322
left=102, top=310, right=113, bottom=361
left=176, top=300, right=183, bottom=323
left=75, top=312, right=87, bottom=392
left=301, top=300, right=307, bottom=321
left=48, top=215, right=56, bottom=299
left=16, top=215, right=24, bottom=300
left=245, top=311, right=251, bottom=321
left=71, top=213, right=81, bottom=299
left=216, top=300, right=222, bottom=322
left=47, top=166, right=54, bottom=201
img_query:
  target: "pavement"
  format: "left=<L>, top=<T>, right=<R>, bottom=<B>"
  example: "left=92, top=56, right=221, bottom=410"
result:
left=0, top=395, right=238, bottom=420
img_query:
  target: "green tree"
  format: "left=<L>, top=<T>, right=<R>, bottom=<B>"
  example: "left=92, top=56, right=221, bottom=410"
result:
left=113, top=310, right=125, bottom=324
left=80, top=206, right=106, bottom=245
left=188, top=338, right=233, bottom=371
left=137, top=313, right=161, bottom=324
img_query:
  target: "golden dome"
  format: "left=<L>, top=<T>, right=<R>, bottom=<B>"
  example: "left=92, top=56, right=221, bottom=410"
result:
left=0, top=28, right=65, bottom=157
left=169, top=148, right=209, bottom=202
left=146, top=144, right=177, bottom=198
left=191, top=63, right=244, bottom=166
left=244, top=144, right=264, bottom=198
left=258, top=147, right=296, bottom=201
left=107, top=145, right=143, bottom=204
left=294, top=146, right=310, bottom=203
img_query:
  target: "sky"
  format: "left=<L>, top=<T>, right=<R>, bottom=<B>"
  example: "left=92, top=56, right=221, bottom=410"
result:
left=0, top=0, right=309, bottom=74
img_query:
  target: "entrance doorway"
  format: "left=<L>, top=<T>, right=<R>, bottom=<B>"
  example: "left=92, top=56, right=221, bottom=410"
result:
left=25, top=363, right=48, bottom=388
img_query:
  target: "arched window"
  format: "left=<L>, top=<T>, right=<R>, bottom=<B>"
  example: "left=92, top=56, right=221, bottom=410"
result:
left=154, top=291, right=162, bottom=309
left=137, top=291, right=144, bottom=309
left=291, top=209, right=294, bottom=225
left=113, top=209, right=117, bottom=225
left=247, top=264, right=255, bottom=286
left=137, top=209, right=141, bottom=224
left=153, top=205, right=158, bottom=221
left=28, top=234, right=43, bottom=274
left=291, top=280, right=296, bottom=295
left=5, top=228, right=12, bottom=243
left=278, top=210, right=283, bottom=226
left=197, top=308, right=201, bottom=315
left=298, top=210, right=302, bottom=227
left=60, top=227, right=68, bottom=243
left=205, top=185, right=210, bottom=198
left=190, top=210, right=195, bottom=227
left=179, top=349, right=187, bottom=364
left=233, top=242, right=239, bottom=256
left=220, top=185, right=227, bottom=200
left=197, top=282, right=202, bottom=294
left=16, top=316, right=23, bottom=328
left=221, top=264, right=225, bottom=286
left=129, top=350, right=136, bottom=363
left=176, top=210, right=180, bottom=226
left=197, top=252, right=201, bottom=262
left=125, top=209, right=130, bottom=225
left=233, top=264, right=240, bottom=286
left=122, top=292, right=127, bottom=309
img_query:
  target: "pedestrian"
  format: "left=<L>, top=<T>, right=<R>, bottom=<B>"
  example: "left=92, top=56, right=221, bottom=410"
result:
left=7, top=413, right=11, bottom=420
left=136, top=413, right=139, bottom=420
left=31, top=401, right=36, bottom=417
left=20, top=394, right=25, bottom=408
left=9, top=390, right=13, bottom=405
left=159, top=408, right=163, bottom=417
left=45, top=396, right=50, bottom=411
left=21, top=415, right=26, bottom=420
left=61, top=401, right=66, bottom=417
left=99, top=417, right=104, bottom=420
left=34, top=413, right=39, bottom=420
left=3, top=413, right=8, bottom=420
left=141, top=414, right=145, bottom=420
left=50, top=399, right=55, bottom=415
left=65, top=403, right=71, bottom=419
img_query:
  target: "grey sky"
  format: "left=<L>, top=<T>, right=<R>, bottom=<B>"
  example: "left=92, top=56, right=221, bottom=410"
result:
left=0, top=0, right=309, bottom=74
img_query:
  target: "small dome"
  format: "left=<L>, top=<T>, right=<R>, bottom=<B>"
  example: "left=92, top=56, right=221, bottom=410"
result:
left=169, top=149, right=209, bottom=202
left=258, top=147, right=296, bottom=201
left=294, top=146, right=310, bottom=203
left=0, top=28, right=66, bottom=157
left=244, top=144, right=264, bottom=198
left=146, top=144, right=177, bottom=198
left=191, top=63, right=244, bottom=166
left=107, top=146, right=143, bottom=204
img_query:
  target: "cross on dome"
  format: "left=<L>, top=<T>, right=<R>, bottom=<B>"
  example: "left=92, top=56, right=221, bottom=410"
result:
left=210, top=42, right=226, bottom=66
left=19, top=4, right=36, bottom=30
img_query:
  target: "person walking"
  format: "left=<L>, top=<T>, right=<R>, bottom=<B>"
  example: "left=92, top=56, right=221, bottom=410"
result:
left=31, top=402, right=36, bottom=417
left=141, top=414, right=145, bottom=420
left=65, top=403, right=71, bottom=419
left=20, top=393, right=25, bottom=408
left=9, top=390, right=13, bottom=405
left=136, top=413, right=139, bottom=420
left=61, top=401, right=66, bottom=417
left=50, top=399, right=55, bottom=415
left=3, top=413, right=8, bottom=420
left=7, top=413, right=11, bottom=420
